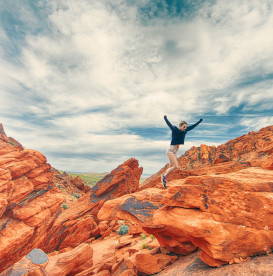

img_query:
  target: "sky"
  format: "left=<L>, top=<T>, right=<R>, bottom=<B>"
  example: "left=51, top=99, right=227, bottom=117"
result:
left=1, top=0, right=273, bottom=177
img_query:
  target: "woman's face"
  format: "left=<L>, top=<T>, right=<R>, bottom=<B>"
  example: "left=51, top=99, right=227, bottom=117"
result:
left=179, top=124, right=187, bottom=130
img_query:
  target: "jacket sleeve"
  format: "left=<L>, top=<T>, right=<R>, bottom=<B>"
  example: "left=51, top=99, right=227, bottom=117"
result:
left=186, top=118, right=203, bottom=131
left=164, top=115, right=174, bottom=130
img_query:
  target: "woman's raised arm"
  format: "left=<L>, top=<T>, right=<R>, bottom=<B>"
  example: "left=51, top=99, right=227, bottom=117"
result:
left=186, top=118, right=203, bottom=131
left=164, top=115, right=174, bottom=130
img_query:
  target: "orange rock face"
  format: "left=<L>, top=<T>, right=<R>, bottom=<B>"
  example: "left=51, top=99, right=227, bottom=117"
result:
left=182, top=126, right=273, bottom=169
left=0, top=243, right=92, bottom=276
left=2, top=122, right=273, bottom=275
left=143, top=166, right=273, bottom=266
left=0, top=128, right=58, bottom=271
left=98, top=188, right=164, bottom=224
left=53, top=170, right=91, bottom=193
left=44, top=243, right=93, bottom=275
left=157, top=251, right=273, bottom=276
left=142, top=125, right=273, bottom=189
left=135, top=253, right=177, bottom=274
left=0, top=125, right=144, bottom=273
left=90, top=158, right=143, bottom=203
left=0, top=127, right=95, bottom=272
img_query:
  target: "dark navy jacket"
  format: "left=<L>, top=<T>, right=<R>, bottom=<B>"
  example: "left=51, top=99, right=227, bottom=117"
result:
left=164, top=115, right=202, bottom=145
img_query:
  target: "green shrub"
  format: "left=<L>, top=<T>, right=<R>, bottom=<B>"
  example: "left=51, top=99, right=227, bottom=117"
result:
left=117, top=224, right=129, bottom=235
left=141, top=243, right=152, bottom=250
left=140, top=233, right=147, bottom=240
left=72, top=193, right=81, bottom=199
left=61, top=204, right=69, bottom=209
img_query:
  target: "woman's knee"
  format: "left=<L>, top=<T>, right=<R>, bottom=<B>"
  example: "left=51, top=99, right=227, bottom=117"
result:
left=173, top=161, right=181, bottom=169
left=173, top=159, right=179, bottom=168
left=167, top=165, right=175, bottom=171
left=168, top=154, right=176, bottom=163
left=177, top=164, right=183, bottom=169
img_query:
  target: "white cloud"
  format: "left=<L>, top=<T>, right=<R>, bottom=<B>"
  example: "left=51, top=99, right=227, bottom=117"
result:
left=239, top=116, right=273, bottom=131
left=1, top=0, right=273, bottom=175
left=42, top=138, right=221, bottom=176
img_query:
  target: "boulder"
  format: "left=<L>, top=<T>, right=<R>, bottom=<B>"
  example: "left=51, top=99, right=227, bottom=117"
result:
left=143, top=167, right=273, bottom=266
left=98, top=188, right=164, bottom=229
left=90, top=157, right=143, bottom=203
left=157, top=251, right=273, bottom=276
left=0, top=243, right=92, bottom=276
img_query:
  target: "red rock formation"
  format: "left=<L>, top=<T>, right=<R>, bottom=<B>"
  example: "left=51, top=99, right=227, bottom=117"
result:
left=0, top=123, right=23, bottom=149
left=142, top=125, right=273, bottom=189
left=75, top=232, right=167, bottom=275
left=2, top=122, right=273, bottom=275
left=135, top=253, right=177, bottom=274
left=53, top=170, right=91, bottom=193
left=0, top=126, right=59, bottom=271
left=98, top=188, right=164, bottom=223
left=0, top=124, right=144, bottom=273
left=140, top=161, right=251, bottom=190
left=143, top=166, right=273, bottom=266
left=157, top=251, right=273, bottom=276
left=90, top=157, right=143, bottom=202
left=97, top=188, right=199, bottom=256
left=0, top=243, right=93, bottom=276
left=42, top=193, right=100, bottom=252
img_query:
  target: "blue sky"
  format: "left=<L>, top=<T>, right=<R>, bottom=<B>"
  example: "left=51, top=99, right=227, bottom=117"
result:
left=1, top=0, right=273, bottom=177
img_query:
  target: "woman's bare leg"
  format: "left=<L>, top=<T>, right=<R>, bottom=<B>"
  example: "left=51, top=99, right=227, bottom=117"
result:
left=163, top=151, right=180, bottom=177
left=163, top=165, right=176, bottom=176
left=169, top=151, right=180, bottom=168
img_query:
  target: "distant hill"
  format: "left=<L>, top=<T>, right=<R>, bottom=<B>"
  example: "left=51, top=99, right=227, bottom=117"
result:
left=59, top=170, right=147, bottom=186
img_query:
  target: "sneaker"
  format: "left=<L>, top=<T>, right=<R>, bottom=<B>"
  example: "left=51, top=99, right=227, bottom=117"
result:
left=161, top=174, right=167, bottom=189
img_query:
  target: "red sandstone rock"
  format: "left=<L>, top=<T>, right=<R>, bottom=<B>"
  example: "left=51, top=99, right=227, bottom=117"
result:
left=141, top=161, right=251, bottom=190
left=43, top=193, right=99, bottom=251
left=0, top=123, right=23, bottom=149
left=53, top=170, right=91, bottom=194
left=72, top=175, right=91, bottom=192
left=142, top=125, right=273, bottom=189
left=2, top=122, right=273, bottom=275
left=44, top=243, right=93, bottom=275
left=157, top=251, right=273, bottom=276
left=0, top=125, right=97, bottom=272
left=135, top=253, right=177, bottom=274
left=0, top=127, right=59, bottom=271
left=0, top=243, right=92, bottom=276
left=0, top=125, right=144, bottom=273
left=86, top=233, right=163, bottom=275
left=143, top=166, right=273, bottom=266
left=90, top=157, right=143, bottom=203
left=98, top=188, right=164, bottom=227
left=95, top=270, right=111, bottom=276
left=112, top=259, right=137, bottom=276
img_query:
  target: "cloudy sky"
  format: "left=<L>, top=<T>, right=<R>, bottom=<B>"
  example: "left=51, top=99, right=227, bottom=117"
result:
left=1, top=0, right=273, bottom=177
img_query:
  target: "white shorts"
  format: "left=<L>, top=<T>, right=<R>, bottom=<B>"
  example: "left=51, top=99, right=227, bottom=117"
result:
left=166, top=145, right=179, bottom=155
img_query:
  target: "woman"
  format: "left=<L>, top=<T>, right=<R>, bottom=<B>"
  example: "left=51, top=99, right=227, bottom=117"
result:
left=161, top=115, right=203, bottom=188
